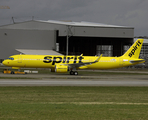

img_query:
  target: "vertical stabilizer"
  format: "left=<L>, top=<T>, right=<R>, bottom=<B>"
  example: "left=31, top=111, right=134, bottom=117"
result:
left=122, top=39, right=144, bottom=59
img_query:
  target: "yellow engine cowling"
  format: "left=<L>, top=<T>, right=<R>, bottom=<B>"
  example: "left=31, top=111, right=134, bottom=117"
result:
left=55, top=65, right=68, bottom=73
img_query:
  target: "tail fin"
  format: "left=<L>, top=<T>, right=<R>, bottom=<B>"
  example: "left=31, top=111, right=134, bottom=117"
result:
left=122, top=39, right=144, bottom=59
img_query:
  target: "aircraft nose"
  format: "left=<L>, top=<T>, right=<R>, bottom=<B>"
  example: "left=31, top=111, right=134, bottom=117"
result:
left=2, top=60, right=8, bottom=66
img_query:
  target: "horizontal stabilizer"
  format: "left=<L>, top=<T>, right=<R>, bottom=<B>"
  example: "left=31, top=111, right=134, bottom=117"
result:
left=130, top=60, right=145, bottom=63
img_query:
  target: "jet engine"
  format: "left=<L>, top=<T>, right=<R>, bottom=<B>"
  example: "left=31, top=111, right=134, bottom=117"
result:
left=55, top=65, right=68, bottom=73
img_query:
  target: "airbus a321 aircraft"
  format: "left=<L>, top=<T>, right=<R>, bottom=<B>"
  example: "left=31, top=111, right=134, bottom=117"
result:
left=2, top=39, right=145, bottom=75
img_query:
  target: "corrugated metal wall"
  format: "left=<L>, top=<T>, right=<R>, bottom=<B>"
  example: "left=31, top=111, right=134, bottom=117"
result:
left=0, top=29, right=56, bottom=59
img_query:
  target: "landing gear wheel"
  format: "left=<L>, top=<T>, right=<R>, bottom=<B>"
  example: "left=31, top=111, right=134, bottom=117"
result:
left=70, top=71, right=74, bottom=75
left=70, top=71, right=78, bottom=75
left=74, top=71, right=78, bottom=75
left=11, top=71, right=15, bottom=74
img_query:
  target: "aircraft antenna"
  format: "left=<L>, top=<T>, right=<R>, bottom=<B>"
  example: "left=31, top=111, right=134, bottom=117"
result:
left=12, top=17, right=15, bottom=24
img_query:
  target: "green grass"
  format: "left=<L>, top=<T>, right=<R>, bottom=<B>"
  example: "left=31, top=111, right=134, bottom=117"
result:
left=0, top=86, right=148, bottom=120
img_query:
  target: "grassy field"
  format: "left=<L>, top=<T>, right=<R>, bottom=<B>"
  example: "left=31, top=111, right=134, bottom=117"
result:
left=0, top=86, right=148, bottom=120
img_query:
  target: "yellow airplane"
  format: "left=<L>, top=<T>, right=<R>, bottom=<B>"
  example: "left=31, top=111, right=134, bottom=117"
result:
left=2, top=39, right=145, bottom=75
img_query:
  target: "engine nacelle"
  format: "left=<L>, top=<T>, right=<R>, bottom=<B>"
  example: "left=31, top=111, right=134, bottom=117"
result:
left=55, top=65, right=68, bottom=73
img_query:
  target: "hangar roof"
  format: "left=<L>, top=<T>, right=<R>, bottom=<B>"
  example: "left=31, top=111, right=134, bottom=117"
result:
left=0, top=20, right=134, bottom=38
left=0, top=20, right=133, bottom=29
left=37, top=20, right=132, bottom=28
left=134, top=38, right=148, bottom=44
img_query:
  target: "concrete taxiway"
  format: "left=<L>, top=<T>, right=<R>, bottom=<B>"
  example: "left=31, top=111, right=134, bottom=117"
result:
left=0, top=71, right=148, bottom=86
left=1, top=79, right=148, bottom=86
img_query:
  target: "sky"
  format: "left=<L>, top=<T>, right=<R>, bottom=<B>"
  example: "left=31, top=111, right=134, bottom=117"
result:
left=0, top=0, right=148, bottom=36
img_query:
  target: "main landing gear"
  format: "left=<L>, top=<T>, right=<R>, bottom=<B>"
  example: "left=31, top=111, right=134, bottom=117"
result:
left=70, top=71, right=78, bottom=75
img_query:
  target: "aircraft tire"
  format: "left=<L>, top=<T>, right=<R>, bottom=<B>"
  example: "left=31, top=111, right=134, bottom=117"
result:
left=11, top=71, right=15, bottom=74
left=70, top=71, right=78, bottom=75
left=70, top=71, right=74, bottom=75
left=74, top=71, right=78, bottom=75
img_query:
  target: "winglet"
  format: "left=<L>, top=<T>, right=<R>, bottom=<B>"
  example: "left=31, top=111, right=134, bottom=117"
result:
left=95, top=54, right=102, bottom=62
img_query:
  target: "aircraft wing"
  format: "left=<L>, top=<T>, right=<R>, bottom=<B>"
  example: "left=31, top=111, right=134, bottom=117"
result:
left=61, top=54, right=102, bottom=69
left=130, top=59, right=145, bottom=63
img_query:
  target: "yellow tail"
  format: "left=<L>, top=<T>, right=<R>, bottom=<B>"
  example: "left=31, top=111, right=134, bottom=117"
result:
left=122, top=39, right=144, bottom=58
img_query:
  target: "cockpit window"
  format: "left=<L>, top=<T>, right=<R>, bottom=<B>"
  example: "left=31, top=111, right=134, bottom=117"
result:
left=7, top=57, right=14, bottom=60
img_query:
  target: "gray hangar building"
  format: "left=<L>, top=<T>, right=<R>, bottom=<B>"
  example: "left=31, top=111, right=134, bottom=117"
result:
left=0, top=20, right=134, bottom=62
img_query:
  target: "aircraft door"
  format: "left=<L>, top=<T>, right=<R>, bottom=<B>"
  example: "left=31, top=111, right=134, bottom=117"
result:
left=18, top=55, right=22, bottom=63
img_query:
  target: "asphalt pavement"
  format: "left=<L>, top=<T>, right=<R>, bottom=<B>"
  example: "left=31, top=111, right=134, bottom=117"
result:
left=0, top=71, right=148, bottom=86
